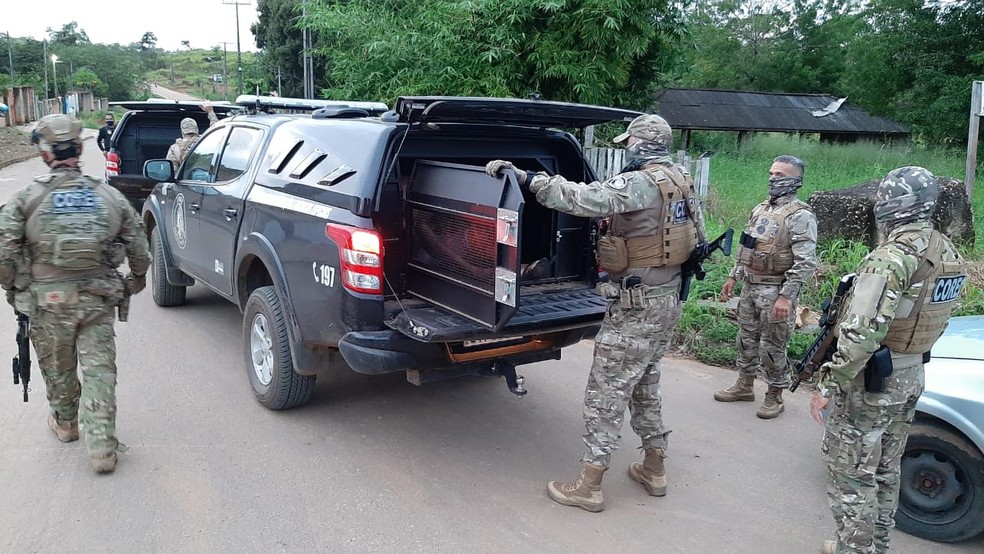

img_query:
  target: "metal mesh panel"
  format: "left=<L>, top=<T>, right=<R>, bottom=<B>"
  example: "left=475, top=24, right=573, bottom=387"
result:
left=409, top=206, right=496, bottom=291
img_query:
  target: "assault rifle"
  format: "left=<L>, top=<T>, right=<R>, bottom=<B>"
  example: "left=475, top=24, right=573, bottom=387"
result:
left=680, top=228, right=734, bottom=302
left=12, top=311, right=30, bottom=402
left=789, top=273, right=856, bottom=392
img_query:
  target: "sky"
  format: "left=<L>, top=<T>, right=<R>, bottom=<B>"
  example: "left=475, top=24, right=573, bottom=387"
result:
left=8, top=0, right=261, bottom=52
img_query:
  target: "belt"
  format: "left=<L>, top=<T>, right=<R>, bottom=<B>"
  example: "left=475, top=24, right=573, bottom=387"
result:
left=744, top=273, right=785, bottom=285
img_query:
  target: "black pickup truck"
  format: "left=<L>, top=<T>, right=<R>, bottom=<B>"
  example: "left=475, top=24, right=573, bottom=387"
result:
left=104, top=100, right=239, bottom=212
left=141, top=95, right=641, bottom=409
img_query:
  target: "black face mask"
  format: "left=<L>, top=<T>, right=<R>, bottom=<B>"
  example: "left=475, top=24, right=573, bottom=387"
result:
left=105, top=121, right=115, bottom=127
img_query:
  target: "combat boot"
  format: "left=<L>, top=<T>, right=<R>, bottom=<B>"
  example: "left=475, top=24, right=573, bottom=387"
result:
left=756, top=386, right=785, bottom=419
left=47, top=414, right=79, bottom=443
left=90, top=452, right=117, bottom=474
left=713, top=374, right=755, bottom=402
left=628, top=447, right=667, bottom=497
left=546, top=462, right=607, bottom=512
left=821, top=540, right=837, bottom=553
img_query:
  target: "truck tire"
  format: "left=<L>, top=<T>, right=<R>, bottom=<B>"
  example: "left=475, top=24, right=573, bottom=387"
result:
left=243, top=286, right=315, bottom=410
left=151, top=226, right=187, bottom=307
left=896, top=420, right=984, bottom=542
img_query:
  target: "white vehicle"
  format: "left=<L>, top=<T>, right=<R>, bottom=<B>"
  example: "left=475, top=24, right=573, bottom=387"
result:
left=897, top=315, right=984, bottom=542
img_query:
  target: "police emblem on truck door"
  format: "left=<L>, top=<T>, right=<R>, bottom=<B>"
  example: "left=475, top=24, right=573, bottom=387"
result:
left=172, top=193, right=187, bottom=249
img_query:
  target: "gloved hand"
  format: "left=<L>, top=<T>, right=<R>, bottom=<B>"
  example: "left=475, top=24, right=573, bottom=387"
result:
left=126, top=273, right=147, bottom=296
left=485, top=160, right=519, bottom=178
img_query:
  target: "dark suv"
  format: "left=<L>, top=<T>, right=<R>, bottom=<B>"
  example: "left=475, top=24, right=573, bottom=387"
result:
left=104, top=100, right=239, bottom=211
left=141, top=95, right=641, bottom=410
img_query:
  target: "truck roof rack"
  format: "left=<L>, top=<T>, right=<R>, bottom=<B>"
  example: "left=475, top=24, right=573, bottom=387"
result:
left=235, top=94, right=389, bottom=116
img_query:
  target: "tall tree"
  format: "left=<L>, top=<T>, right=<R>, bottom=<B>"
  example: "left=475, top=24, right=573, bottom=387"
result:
left=300, top=0, right=686, bottom=109
left=252, top=0, right=315, bottom=98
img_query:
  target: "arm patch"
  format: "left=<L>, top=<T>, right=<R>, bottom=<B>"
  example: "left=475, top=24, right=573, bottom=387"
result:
left=850, top=272, right=888, bottom=319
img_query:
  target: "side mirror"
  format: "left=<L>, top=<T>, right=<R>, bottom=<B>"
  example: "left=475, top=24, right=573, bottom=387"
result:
left=143, top=160, right=174, bottom=182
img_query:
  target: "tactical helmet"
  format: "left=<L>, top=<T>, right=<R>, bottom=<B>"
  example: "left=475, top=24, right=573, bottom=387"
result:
left=613, top=114, right=673, bottom=147
left=31, top=114, right=84, bottom=153
left=180, top=117, right=200, bottom=136
left=874, top=166, right=938, bottom=228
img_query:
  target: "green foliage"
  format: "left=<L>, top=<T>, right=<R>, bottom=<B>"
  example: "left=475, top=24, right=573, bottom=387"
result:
left=677, top=0, right=984, bottom=147
left=675, top=132, right=984, bottom=364
left=252, top=0, right=317, bottom=98
left=300, top=0, right=685, bottom=107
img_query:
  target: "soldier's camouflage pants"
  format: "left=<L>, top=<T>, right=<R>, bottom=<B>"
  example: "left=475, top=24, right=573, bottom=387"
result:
left=31, top=290, right=119, bottom=457
left=735, top=281, right=796, bottom=388
left=581, top=291, right=681, bottom=467
left=822, top=356, right=924, bottom=553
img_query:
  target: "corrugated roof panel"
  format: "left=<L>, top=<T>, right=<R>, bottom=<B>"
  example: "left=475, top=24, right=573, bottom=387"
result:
left=654, top=89, right=908, bottom=135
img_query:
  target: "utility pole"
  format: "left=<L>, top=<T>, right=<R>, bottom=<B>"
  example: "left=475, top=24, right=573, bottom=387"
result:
left=42, top=40, right=49, bottom=102
left=51, top=55, right=58, bottom=100
left=302, top=0, right=314, bottom=99
left=223, top=0, right=250, bottom=97
left=220, top=41, right=232, bottom=100
left=6, top=32, right=14, bottom=89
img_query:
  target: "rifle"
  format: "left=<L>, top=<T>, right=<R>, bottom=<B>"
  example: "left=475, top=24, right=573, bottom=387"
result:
left=680, top=228, right=734, bottom=302
left=11, top=311, right=30, bottom=402
left=789, top=273, right=856, bottom=392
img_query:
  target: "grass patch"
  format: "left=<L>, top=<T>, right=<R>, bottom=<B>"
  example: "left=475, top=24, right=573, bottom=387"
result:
left=677, top=133, right=983, bottom=365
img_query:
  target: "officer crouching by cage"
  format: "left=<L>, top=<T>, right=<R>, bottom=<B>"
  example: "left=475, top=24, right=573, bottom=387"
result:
left=0, top=114, right=150, bottom=474
left=486, top=113, right=708, bottom=512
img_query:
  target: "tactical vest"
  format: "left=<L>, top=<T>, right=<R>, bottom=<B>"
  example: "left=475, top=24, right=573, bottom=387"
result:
left=736, top=198, right=811, bottom=275
left=23, top=170, right=126, bottom=281
left=171, top=136, right=197, bottom=166
left=599, top=164, right=698, bottom=271
left=883, top=230, right=967, bottom=354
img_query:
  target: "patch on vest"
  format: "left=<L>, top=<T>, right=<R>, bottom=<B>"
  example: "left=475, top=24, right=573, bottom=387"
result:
left=50, top=186, right=101, bottom=214
left=670, top=199, right=690, bottom=224
left=931, top=274, right=966, bottom=303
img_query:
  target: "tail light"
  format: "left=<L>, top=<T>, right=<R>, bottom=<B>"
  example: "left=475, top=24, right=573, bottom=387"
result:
left=324, top=223, right=383, bottom=295
left=105, top=151, right=120, bottom=177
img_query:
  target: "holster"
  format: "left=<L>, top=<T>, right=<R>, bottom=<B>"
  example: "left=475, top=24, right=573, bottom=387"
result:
left=863, top=346, right=894, bottom=393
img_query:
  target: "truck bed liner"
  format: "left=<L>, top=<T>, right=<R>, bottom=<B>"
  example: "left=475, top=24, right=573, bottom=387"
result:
left=386, top=283, right=606, bottom=342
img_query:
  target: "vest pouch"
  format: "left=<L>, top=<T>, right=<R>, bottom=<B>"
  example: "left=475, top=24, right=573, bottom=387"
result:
left=769, top=250, right=795, bottom=274
left=33, top=282, right=79, bottom=313
left=13, top=290, right=37, bottom=318
left=52, top=235, right=105, bottom=270
left=597, top=235, right=629, bottom=273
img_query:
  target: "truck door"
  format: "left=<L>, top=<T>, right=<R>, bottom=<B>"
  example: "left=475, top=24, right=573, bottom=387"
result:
left=404, top=161, right=524, bottom=332
left=197, top=126, right=265, bottom=296
left=165, top=128, right=229, bottom=281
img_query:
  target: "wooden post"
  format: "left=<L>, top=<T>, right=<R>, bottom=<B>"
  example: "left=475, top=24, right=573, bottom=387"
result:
left=584, top=125, right=595, bottom=149
left=966, top=81, right=982, bottom=200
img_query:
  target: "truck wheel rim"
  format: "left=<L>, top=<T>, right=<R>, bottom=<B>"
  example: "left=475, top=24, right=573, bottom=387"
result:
left=250, top=313, right=274, bottom=386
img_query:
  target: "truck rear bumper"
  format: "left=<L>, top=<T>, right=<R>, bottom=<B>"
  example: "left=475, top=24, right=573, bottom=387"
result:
left=338, top=325, right=599, bottom=375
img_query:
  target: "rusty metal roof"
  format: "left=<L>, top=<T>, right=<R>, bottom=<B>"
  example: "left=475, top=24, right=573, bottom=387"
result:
left=653, top=88, right=909, bottom=136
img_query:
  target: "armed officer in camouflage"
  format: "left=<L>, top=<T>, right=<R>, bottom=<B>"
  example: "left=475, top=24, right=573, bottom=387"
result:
left=487, top=114, right=708, bottom=512
left=811, top=167, right=966, bottom=554
left=716, top=155, right=818, bottom=418
left=166, top=102, right=218, bottom=168
left=0, top=114, right=151, bottom=474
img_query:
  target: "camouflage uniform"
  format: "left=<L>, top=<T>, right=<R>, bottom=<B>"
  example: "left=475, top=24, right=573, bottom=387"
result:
left=489, top=114, right=707, bottom=510
left=733, top=195, right=818, bottom=385
left=817, top=167, right=966, bottom=553
left=0, top=115, right=151, bottom=473
left=166, top=110, right=218, bottom=168
left=716, top=157, right=818, bottom=418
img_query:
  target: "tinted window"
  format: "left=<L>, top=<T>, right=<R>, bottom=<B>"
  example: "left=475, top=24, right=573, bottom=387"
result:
left=179, top=129, right=228, bottom=182
left=215, top=127, right=263, bottom=182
